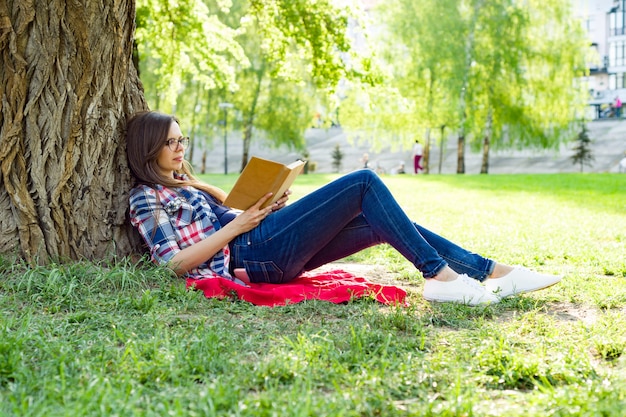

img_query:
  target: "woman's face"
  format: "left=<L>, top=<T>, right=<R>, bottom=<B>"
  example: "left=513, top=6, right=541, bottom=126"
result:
left=156, top=121, right=186, bottom=178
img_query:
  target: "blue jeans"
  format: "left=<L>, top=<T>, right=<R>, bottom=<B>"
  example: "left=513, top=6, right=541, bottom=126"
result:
left=230, top=169, right=495, bottom=283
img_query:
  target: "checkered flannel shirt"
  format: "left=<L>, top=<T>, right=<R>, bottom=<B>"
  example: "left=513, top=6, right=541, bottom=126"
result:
left=129, top=181, right=232, bottom=280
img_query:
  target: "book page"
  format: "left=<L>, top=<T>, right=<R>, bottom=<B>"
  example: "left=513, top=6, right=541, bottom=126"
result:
left=271, top=160, right=305, bottom=208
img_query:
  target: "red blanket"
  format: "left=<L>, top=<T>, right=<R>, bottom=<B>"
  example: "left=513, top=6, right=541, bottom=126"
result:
left=186, top=269, right=407, bottom=307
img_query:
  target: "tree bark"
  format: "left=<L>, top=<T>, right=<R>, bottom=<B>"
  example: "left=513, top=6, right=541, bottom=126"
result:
left=456, top=0, right=483, bottom=175
left=456, top=134, right=465, bottom=174
left=480, top=108, right=493, bottom=174
left=423, top=128, right=430, bottom=175
left=480, top=135, right=490, bottom=174
left=0, top=0, right=147, bottom=263
left=438, top=125, right=446, bottom=174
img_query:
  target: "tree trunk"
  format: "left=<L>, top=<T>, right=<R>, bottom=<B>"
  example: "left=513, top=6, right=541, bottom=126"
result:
left=422, top=72, right=435, bottom=175
left=241, top=122, right=253, bottom=173
left=480, top=108, right=493, bottom=174
left=188, top=84, right=201, bottom=168
left=240, top=66, right=265, bottom=173
left=456, top=0, right=483, bottom=175
left=438, top=125, right=446, bottom=174
left=0, top=0, right=147, bottom=263
left=480, top=135, right=490, bottom=174
left=456, top=134, right=466, bottom=174
left=423, top=128, right=430, bottom=175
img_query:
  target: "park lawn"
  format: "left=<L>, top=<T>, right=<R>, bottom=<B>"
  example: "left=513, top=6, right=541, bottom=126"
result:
left=1, top=173, right=625, bottom=416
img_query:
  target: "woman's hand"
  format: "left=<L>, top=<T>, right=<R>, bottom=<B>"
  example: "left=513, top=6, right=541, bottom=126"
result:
left=270, top=189, right=291, bottom=212
left=229, top=193, right=274, bottom=233
left=168, top=192, right=284, bottom=277
left=168, top=194, right=272, bottom=276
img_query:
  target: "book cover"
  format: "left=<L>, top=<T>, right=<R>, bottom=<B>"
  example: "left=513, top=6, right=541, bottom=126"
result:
left=223, top=156, right=306, bottom=210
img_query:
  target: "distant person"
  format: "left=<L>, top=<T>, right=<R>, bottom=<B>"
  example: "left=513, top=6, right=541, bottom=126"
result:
left=374, top=160, right=386, bottom=175
left=361, top=153, right=371, bottom=169
left=392, top=161, right=406, bottom=174
left=600, top=103, right=611, bottom=119
left=615, top=96, right=622, bottom=118
left=619, top=155, right=626, bottom=173
left=412, top=139, right=423, bottom=174
left=314, top=112, right=322, bottom=128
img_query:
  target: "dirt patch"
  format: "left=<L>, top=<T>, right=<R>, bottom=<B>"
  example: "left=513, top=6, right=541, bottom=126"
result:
left=547, top=302, right=600, bottom=325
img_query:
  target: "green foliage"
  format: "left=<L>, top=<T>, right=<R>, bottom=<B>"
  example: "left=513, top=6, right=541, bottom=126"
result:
left=344, top=0, right=591, bottom=161
left=135, top=0, right=371, bottom=167
left=1, top=174, right=626, bottom=415
left=136, top=0, right=247, bottom=105
left=134, top=0, right=591, bottom=173
left=227, top=15, right=318, bottom=156
left=248, top=0, right=352, bottom=87
left=251, top=80, right=312, bottom=150
left=331, top=143, right=344, bottom=172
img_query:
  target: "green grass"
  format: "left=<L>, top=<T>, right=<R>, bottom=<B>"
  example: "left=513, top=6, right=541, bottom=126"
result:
left=1, top=173, right=625, bottom=416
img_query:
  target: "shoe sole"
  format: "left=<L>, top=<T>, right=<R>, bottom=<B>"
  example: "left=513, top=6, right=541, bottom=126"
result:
left=489, top=277, right=562, bottom=298
left=423, top=295, right=497, bottom=306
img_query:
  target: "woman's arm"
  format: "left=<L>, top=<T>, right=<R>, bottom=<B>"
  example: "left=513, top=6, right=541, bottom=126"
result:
left=168, top=193, right=275, bottom=275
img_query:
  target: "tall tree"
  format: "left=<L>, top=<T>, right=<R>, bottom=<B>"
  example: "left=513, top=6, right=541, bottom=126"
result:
left=338, top=0, right=463, bottom=171
left=135, top=0, right=252, bottom=172
left=236, top=0, right=364, bottom=170
left=225, top=5, right=320, bottom=172
left=453, top=0, right=485, bottom=174
left=470, top=0, right=589, bottom=173
left=463, top=0, right=528, bottom=174
left=0, top=0, right=146, bottom=262
left=380, top=0, right=463, bottom=173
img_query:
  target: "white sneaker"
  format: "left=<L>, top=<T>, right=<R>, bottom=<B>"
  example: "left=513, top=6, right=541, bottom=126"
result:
left=423, top=274, right=499, bottom=306
left=485, top=267, right=562, bottom=298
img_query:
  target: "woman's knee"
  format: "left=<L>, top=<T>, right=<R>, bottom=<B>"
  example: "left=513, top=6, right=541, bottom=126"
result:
left=348, top=168, right=379, bottom=184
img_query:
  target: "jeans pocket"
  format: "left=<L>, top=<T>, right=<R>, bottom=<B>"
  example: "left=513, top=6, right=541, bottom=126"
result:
left=243, top=260, right=285, bottom=284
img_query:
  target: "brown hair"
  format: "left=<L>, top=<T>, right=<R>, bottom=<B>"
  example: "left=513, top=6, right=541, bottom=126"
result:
left=125, top=111, right=227, bottom=202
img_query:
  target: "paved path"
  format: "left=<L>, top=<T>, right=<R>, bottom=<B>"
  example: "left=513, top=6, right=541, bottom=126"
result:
left=197, top=120, right=626, bottom=174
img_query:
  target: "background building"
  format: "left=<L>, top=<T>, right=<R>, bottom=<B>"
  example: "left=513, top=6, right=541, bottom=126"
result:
left=578, top=0, right=626, bottom=118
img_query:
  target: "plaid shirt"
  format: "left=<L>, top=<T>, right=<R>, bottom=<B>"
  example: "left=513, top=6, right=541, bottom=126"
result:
left=129, top=180, right=231, bottom=280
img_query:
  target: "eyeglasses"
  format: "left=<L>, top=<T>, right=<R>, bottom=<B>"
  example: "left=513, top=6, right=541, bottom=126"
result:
left=165, top=136, right=190, bottom=151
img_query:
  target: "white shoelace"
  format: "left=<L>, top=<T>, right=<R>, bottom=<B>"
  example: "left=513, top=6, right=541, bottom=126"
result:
left=458, top=274, right=485, bottom=292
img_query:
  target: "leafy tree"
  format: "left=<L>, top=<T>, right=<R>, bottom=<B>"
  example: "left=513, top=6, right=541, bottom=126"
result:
left=232, top=0, right=373, bottom=171
left=459, top=0, right=532, bottom=174
left=137, top=0, right=367, bottom=173
left=135, top=0, right=247, bottom=105
left=355, top=0, right=589, bottom=174
left=135, top=0, right=247, bottom=172
left=379, top=0, right=463, bottom=174
left=223, top=8, right=319, bottom=172
left=466, top=0, right=590, bottom=173
left=571, top=123, right=594, bottom=172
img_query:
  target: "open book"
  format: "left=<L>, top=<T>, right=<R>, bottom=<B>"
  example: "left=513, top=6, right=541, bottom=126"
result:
left=223, top=156, right=306, bottom=210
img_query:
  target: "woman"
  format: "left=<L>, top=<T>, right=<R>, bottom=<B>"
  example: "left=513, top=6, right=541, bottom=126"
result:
left=126, top=111, right=561, bottom=306
left=412, top=139, right=423, bottom=174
